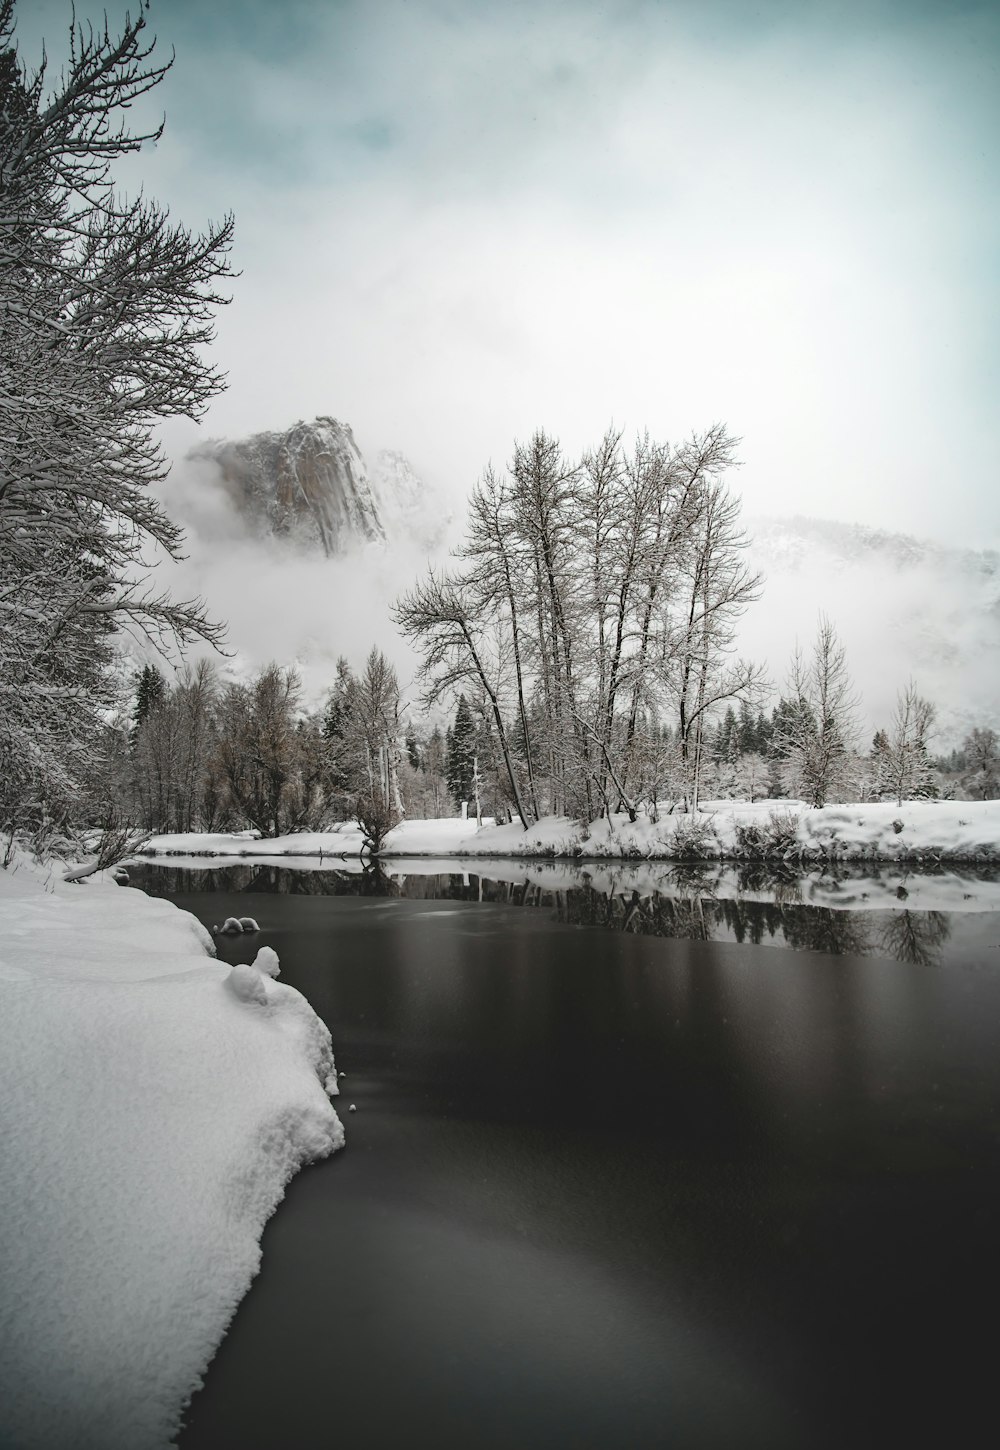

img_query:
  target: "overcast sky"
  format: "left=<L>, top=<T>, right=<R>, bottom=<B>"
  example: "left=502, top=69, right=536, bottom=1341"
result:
left=18, top=0, right=1000, bottom=547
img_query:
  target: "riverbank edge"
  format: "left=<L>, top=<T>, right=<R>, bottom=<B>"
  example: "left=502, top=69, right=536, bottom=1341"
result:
left=136, top=844, right=1000, bottom=865
left=0, top=852, right=344, bottom=1449
left=136, top=802, right=1000, bottom=870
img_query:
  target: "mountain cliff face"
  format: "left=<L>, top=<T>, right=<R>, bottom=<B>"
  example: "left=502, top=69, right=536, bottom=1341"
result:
left=190, top=417, right=451, bottom=557
left=191, top=417, right=386, bottom=556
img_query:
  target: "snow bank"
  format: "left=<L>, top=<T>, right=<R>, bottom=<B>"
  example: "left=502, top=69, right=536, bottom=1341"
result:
left=139, top=799, right=1000, bottom=865
left=493, top=799, right=1000, bottom=863
left=0, top=854, right=343, bottom=1450
left=141, top=816, right=488, bottom=859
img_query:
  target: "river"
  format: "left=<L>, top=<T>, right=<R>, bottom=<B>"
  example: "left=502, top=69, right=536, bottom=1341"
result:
left=130, top=860, right=1000, bottom=1449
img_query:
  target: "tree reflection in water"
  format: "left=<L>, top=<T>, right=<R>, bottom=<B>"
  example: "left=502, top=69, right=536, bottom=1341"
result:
left=775, top=904, right=872, bottom=958
left=358, top=862, right=401, bottom=896
left=129, top=859, right=969, bottom=964
left=716, top=898, right=786, bottom=947
left=875, top=910, right=950, bottom=966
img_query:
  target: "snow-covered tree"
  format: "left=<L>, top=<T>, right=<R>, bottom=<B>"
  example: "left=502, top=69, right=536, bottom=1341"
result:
left=962, top=727, right=999, bottom=801
left=780, top=616, right=860, bottom=806
left=132, top=665, right=167, bottom=743
left=446, top=695, right=477, bottom=808
left=0, top=2, right=232, bottom=832
left=732, top=751, right=769, bottom=802
left=320, top=650, right=405, bottom=820
left=879, top=683, right=936, bottom=805
left=214, top=666, right=324, bottom=837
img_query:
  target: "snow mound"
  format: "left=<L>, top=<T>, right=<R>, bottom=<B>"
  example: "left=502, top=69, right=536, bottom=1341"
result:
left=251, top=945, right=280, bottom=978
left=227, top=961, right=270, bottom=1004
left=0, top=853, right=343, bottom=1449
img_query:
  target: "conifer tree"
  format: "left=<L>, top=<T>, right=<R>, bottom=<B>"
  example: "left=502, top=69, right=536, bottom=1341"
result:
left=446, top=695, right=477, bottom=808
left=131, top=665, right=167, bottom=744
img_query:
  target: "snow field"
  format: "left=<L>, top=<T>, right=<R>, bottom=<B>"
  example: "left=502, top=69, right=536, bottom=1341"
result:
left=141, top=798, right=1000, bottom=865
left=0, top=854, right=343, bottom=1450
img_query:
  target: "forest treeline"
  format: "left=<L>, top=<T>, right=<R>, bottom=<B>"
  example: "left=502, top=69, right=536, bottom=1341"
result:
left=1, top=2, right=997, bottom=859
left=111, top=642, right=998, bottom=845
left=395, top=426, right=999, bottom=819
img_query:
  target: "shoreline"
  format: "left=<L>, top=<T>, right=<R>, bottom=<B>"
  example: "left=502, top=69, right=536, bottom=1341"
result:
left=137, top=844, right=1000, bottom=865
left=0, top=853, right=343, bottom=1449
left=135, top=799, right=1000, bottom=868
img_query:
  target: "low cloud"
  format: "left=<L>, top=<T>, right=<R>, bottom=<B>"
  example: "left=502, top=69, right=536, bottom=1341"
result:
left=150, top=454, right=998, bottom=750
left=740, top=522, right=1000, bottom=746
left=147, top=451, right=452, bottom=707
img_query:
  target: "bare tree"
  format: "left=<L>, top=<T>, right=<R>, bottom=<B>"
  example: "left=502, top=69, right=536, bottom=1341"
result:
left=781, top=615, right=860, bottom=807
left=881, top=681, right=936, bottom=805
left=461, top=466, right=541, bottom=819
left=509, top=431, right=585, bottom=815
left=352, top=647, right=405, bottom=816
left=661, top=455, right=764, bottom=810
left=394, top=569, right=534, bottom=826
left=398, top=423, right=765, bottom=825
left=214, top=666, right=323, bottom=836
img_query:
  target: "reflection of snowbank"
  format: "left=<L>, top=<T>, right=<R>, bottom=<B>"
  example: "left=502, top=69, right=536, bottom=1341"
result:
left=141, top=799, right=1000, bottom=868
left=0, top=855, right=342, bottom=1450
left=137, top=853, right=1000, bottom=915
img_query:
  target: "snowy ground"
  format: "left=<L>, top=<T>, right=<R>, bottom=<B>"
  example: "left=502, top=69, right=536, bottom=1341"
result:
left=0, top=853, right=343, bottom=1450
left=141, top=799, right=1000, bottom=866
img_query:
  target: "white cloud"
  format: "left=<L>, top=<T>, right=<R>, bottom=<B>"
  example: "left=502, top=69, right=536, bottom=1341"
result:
left=16, top=0, right=999, bottom=701
left=116, top=0, right=996, bottom=550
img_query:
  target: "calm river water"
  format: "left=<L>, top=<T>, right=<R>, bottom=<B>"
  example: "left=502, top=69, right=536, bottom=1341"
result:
left=131, top=861, right=1000, bottom=1450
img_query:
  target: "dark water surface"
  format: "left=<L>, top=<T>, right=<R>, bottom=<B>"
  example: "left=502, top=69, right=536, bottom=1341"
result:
left=134, top=865, right=1000, bottom=1450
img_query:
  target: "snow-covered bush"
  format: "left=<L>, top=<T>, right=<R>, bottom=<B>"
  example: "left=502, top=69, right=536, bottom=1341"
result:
left=668, top=816, right=718, bottom=858
left=766, top=809, right=801, bottom=853
left=733, top=820, right=768, bottom=855
left=732, top=808, right=801, bottom=859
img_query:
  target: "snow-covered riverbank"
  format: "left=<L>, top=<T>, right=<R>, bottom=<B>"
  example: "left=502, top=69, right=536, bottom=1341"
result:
left=140, top=799, right=1000, bottom=865
left=0, top=855, right=343, bottom=1450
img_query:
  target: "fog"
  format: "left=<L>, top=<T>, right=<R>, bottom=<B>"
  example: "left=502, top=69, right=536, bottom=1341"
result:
left=741, top=524, right=1000, bottom=746
left=14, top=0, right=998, bottom=730
left=19, top=0, right=1000, bottom=548
left=151, top=453, right=997, bottom=749
left=147, top=453, right=453, bottom=705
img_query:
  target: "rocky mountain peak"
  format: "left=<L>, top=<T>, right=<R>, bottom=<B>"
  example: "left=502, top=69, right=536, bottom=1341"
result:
left=190, top=416, right=385, bottom=557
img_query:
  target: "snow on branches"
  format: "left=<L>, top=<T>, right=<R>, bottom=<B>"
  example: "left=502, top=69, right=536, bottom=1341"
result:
left=0, top=0, right=233, bottom=829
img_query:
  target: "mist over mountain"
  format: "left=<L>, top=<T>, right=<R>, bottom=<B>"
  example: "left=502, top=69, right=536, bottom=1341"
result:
left=152, top=421, right=996, bottom=745
left=190, top=417, right=383, bottom=555
left=741, top=516, right=1000, bottom=747
left=148, top=416, right=453, bottom=701
left=188, top=416, right=450, bottom=557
